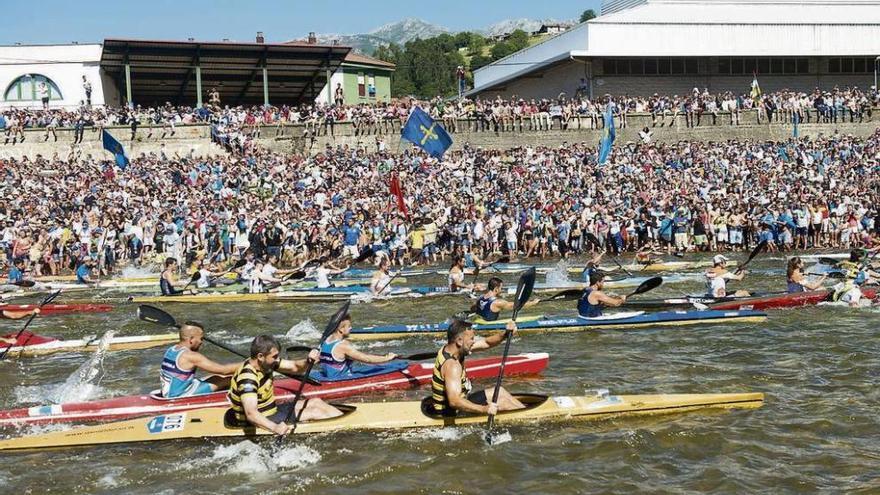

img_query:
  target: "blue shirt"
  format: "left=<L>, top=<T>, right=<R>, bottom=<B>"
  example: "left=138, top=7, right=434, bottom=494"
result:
left=8, top=266, right=23, bottom=283
left=343, top=225, right=361, bottom=246
left=75, top=264, right=91, bottom=284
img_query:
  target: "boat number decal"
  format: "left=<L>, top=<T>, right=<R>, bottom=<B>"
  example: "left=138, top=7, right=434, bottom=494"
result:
left=553, top=397, right=576, bottom=409
left=739, top=305, right=754, bottom=311
left=147, top=413, right=187, bottom=434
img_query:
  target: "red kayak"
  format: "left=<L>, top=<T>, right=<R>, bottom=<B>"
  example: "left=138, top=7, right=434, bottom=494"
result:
left=0, top=352, right=549, bottom=425
left=0, top=304, right=112, bottom=316
left=710, top=288, right=878, bottom=311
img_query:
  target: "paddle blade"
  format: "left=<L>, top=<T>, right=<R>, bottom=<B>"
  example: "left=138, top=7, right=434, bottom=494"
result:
left=42, top=290, right=62, bottom=306
left=137, top=305, right=178, bottom=327
left=403, top=352, right=437, bottom=361
left=586, top=232, right=601, bottom=246
left=629, top=276, right=662, bottom=297
left=189, top=272, right=202, bottom=283
left=352, top=247, right=375, bottom=264
left=494, top=256, right=511, bottom=265
left=512, top=267, right=537, bottom=315
left=541, top=288, right=583, bottom=302
left=747, top=240, right=768, bottom=263
left=285, top=345, right=312, bottom=354
left=321, top=301, right=351, bottom=343
left=818, top=257, right=840, bottom=266
left=12, top=280, right=36, bottom=288
left=232, top=258, right=248, bottom=269
left=284, top=270, right=307, bottom=281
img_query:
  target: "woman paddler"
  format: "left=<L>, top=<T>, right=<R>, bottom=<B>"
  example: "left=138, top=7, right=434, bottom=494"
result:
left=786, top=257, right=826, bottom=293
left=316, top=314, right=407, bottom=380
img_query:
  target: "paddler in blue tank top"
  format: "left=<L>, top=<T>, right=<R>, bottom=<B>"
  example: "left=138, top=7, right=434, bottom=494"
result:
left=578, top=271, right=626, bottom=318
left=786, top=257, right=826, bottom=293
left=159, top=321, right=239, bottom=398
left=159, top=257, right=186, bottom=296
left=580, top=252, right=604, bottom=283
left=473, top=277, right=539, bottom=321
left=317, top=314, right=406, bottom=381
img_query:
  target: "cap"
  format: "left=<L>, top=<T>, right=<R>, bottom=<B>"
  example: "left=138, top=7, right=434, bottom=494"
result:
left=713, top=255, right=729, bottom=265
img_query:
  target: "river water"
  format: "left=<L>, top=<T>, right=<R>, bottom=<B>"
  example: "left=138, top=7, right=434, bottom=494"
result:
left=1, top=253, right=878, bottom=494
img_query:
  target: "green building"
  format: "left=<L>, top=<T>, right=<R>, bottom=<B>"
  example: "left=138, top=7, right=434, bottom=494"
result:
left=321, top=53, right=395, bottom=105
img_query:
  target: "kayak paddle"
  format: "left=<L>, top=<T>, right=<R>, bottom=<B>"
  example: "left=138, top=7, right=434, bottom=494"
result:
left=180, top=271, right=202, bottom=292
left=538, top=288, right=583, bottom=303
left=472, top=256, right=511, bottom=283
left=135, top=305, right=321, bottom=386
left=586, top=233, right=631, bottom=277
left=485, top=266, right=535, bottom=445
left=817, top=257, right=841, bottom=266
left=0, top=289, right=62, bottom=361
left=624, top=276, right=662, bottom=298
left=278, top=301, right=351, bottom=444
left=734, top=240, right=768, bottom=275
left=10, top=280, right=36, bottom=288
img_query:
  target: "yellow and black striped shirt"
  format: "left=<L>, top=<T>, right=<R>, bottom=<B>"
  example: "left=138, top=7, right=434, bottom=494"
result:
left=228, top=361, right=276, bottom=423
left=431, top=348, right=471, bottom=414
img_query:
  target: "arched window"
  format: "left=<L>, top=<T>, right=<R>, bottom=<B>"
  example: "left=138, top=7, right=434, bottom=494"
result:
left=4, top=74, right=63, bottom=101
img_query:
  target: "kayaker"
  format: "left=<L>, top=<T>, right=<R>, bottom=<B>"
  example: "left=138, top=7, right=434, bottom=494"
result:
left=837, top=249, right=880, bottom=282
left=430, top=319, right=525, bottom=416
left=831, top=279, right=868, bottom=307
left=580, top=252, right=604, bottom=283
left=704, top=255, right=749, bottom=298
left=0, top=307, right=39, bottom=322
left=448, top=255, right=477, bottom=293
left=227, top=335, right=343, bottom=435
left=370, top=257, right=394, bottom=296
left=159, top=321, right=239, bottom=398
left=7, top=258, right=26, bottom=284
left=577, top=271, right=626, bottom=318
left=474, top=277, right=538, bottom=322
left=160, top=257, right=186, bottom=296
left=317, top=314, right=404, bottom=380
left=311, top=258, right=347, bottom=289
left=786, top=257, right=826, bottom=293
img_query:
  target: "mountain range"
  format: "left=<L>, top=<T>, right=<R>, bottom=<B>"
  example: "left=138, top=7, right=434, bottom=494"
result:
left=303, top=17, right=574, bottom=55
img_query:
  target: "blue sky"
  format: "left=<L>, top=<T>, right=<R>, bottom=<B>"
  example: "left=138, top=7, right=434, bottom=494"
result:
left=1, top=0, right=601, bottom=45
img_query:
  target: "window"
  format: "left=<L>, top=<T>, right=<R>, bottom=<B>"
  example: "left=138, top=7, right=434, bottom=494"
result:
left=617, top=59, right=630, bottom=75
left=645, top=58, right=658, bottom=75
left=718, top=58, right=730, bottom=74
left=854, top=58, right=866, bottom=73
left=658, top=58, right=671, bottom=75
left=685, top=59, right=698, bottom=75
left=603, top=59, right=615, bottom=74
left=797, top=58, right=809, bottom=74
left=760, top=58, right=772, bottom=74
left=731, top=58, right=743, bottom=74
left=367, top=74, right=376, bottom=98
left=629, top=59, right=644, bottom=75
left=829, top=58, right=840, bottom=73
left=357, top=74, right=365, bottom=97
left=670, top=59, right=684, bottom=74
left=4, top=74, right=63, bottom=102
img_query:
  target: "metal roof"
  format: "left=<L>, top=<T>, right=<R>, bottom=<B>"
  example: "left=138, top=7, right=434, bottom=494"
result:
left=595, top=0, right=880, bottom=24
left=100, top=38, right=350, bottom=106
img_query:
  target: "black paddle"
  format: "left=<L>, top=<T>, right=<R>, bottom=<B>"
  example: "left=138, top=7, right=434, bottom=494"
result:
left=485, top=267, right=536, bottom=445
left=586, top=233, right=632, bottom=277
left=472, top=256, right=511, bottom=283
left=624, top=276, right=663, bottom=298
left=10, top=280, right=36, bottom=288
left=180, top=271, right=202, bottom=292
left=0, top=289, right=62, bottom=361
left=278, top=301, right=351, bottom=445
left=285, top=345, right=434, bottom=362
left=734, top=240, right=768, bottom=275
left=136, top=305, right=321, bottom=386
left=537, top=276, right=661, bottom=304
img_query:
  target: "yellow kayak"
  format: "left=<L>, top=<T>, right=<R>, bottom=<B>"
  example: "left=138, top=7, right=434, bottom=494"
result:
left=0, top=391, right=764, bottom=451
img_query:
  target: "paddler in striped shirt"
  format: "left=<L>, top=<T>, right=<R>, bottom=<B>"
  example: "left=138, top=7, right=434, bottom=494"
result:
left=430, top=319, right=525, bottom=417
left=228, top=335, right=342, bottom=435
left=159, top=321, right=239, bottom=398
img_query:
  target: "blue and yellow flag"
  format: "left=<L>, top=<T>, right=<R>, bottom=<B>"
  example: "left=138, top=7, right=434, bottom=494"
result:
left=597, top=104, right=615, bottom=165
left=102, top=130, right=129, bottom=169
left=401, top=107, right=452, bottom=158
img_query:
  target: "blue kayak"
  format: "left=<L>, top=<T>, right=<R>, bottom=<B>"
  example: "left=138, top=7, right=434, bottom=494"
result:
left=349, top=310, right=768, bottom=340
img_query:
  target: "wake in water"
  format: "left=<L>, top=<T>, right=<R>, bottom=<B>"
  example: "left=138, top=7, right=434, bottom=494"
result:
left=545, top=259, right=576, bottom=287
left=189, top=440, right=321, bottom=476
left=15, top=330, right=116, bottom=406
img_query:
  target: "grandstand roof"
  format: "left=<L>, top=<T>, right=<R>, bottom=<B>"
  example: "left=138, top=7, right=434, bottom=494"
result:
left=100, top=38, right=350, bottom=106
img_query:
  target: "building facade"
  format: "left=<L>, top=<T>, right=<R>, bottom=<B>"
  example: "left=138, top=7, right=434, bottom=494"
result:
left=0, top=43, right=114, bottom=109
left=469, top=0, right=880, bottom=99
left=317, top=53, right=395, bottom=105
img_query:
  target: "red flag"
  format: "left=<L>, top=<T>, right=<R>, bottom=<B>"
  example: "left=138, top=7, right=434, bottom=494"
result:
left=389, top=172, right=409, bottom=219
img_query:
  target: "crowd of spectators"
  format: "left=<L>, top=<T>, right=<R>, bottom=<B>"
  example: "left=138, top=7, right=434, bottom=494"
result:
left=2, top=108, right=879, bottom=277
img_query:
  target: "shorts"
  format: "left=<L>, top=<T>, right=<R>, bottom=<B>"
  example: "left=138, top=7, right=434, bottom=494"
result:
left=693, top=235, right=707, bottom=246
left=729, top=229, right=743, bottom=245
left=343, top=245, right=359, bottom=258
left=796, top=227, right=808, bottom=237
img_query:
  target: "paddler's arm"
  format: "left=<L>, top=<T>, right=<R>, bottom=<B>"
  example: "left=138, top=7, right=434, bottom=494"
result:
left=241, top=392, right=291, bottom=435
left=337, top=341, right=396, bottom=364
left=276, top=349, right=320, bottom=374
left=793, top=271, right=826, bottom=291
left=594, top=291, right=626, bottom=307
left=442, top=359, right=495, bottom=415
left=182, top=351, right=240, bottom=376
left=471, top=321, right=517, bottom=351
left=0, top=308, right=39, bottom=320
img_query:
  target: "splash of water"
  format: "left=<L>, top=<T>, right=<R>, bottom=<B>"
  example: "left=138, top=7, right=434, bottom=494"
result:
left=119, top=266, right=161, bottom=279
left=15, top=331, right=115, bottom=405
left=286, top=319, right=321, bottom=342
left=545, top=258, right=577, bottom=287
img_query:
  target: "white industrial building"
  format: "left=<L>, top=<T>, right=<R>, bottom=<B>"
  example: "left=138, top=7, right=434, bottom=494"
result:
left=469, top=0, right=880, bottom=99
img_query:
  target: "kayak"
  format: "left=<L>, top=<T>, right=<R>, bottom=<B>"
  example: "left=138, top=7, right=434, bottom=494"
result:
left=0, top=332, right=177, bottom=358
left=0, top=352, right=549, bottom=426
left=709, top=288, right=878, bottom=311
left=128, top=292, right=280, bottom=303
left=348, top=309, right=767, bottom=340
left=340, top=267, right=434, bottom=278
left=34, top=274, right=160, bottom=283
left=0, top=303, right=112, bottom=315
left=569, top=260, right=737, bottom=274
left=0, top=390, right=764, bottom=451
